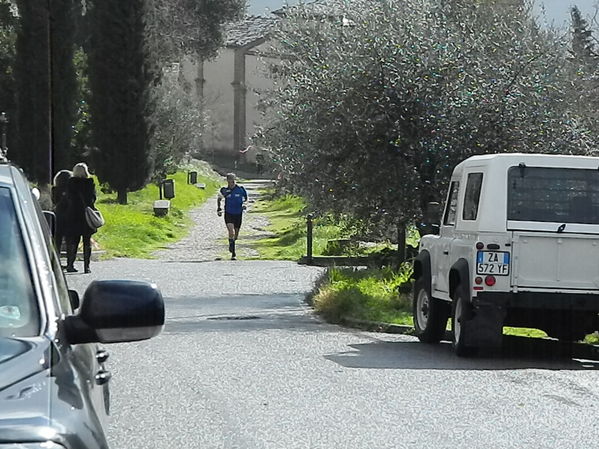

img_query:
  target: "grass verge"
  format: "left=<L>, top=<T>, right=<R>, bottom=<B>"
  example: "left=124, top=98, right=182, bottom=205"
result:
left=312, top=266, right=413, bottom=325
left=247, top=191, right=397, bottom=260
left=94, top=168, right=218, bottom=258
left=246, top=192, right=346, bottom=260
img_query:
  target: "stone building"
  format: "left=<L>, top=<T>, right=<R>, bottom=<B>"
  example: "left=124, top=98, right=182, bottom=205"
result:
left=180, top=16, right=278, bottom=163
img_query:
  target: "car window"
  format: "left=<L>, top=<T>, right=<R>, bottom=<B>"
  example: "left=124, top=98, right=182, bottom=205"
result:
left=0, top=187, right=40, bottom=337
left=32, top=194, right=72, bottom=315
left=463, top=173, right=483, bottom=221
left=443, top=181, right=459, bottom=226
left=508, top=167, right=599, bottom=224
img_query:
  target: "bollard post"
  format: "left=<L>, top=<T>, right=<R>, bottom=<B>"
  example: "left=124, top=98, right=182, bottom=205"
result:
left=162, top=179, right=175, bottom=199
left=306, top=213, right=314, bottom=265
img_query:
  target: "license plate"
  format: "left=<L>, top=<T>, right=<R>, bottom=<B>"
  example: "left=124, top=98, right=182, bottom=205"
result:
left=476, top=251, right=510, bottom=276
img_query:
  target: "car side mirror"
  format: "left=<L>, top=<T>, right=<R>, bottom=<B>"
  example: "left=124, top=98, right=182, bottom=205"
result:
left=68, top=289, right=80, bottom=310
left=419, top=201, right=441, bottom=236
left=65, top=280, right=165, bottom=345
left=426, top=201, right=441, bottom=223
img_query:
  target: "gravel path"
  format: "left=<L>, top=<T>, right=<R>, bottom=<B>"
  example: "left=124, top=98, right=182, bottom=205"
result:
left=153, top=179, right=276, bottom=262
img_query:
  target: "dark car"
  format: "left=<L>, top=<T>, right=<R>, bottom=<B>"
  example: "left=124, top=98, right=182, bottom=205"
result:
left=0, top=161, right=165, bottom=448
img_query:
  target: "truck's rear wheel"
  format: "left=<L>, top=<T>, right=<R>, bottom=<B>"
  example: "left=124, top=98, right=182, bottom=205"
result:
left=452, top=284, right=476, bottom=357
left=413, top=277, right=450, bottom=343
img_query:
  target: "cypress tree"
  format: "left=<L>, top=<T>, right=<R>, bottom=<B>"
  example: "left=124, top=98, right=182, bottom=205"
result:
left=51, top=0, right=78, bottom=172
left=12, top=0, right=78, bottom=183
left=571, top=6, right=597, bottom=64
left=13, top=0, right=50, bottom=183
left=87, top=0, right=156, bottom=204
left=0, top=0, right=17, bottom=154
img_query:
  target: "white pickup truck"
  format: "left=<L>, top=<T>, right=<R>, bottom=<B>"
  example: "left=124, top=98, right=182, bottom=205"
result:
left=412, top=153, right=599, bottom=356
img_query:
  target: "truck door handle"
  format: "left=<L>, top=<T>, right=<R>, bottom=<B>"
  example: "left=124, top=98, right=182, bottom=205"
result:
left=96, top=349, right=109, bottom=363
left=443, top=250, right=449, bottom=255
left=95, top=370, right=112, bottom=386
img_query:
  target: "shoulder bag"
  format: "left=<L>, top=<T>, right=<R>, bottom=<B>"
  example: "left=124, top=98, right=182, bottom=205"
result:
left=79, top=191, right=105, bottom=230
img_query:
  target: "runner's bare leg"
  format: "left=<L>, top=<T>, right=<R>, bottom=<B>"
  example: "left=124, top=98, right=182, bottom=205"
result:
left=226, top=223, right=237, bottom=258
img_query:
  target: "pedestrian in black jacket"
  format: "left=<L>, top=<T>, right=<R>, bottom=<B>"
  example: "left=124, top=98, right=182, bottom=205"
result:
left=51, top=169, right=72, bottom=258
left=65, top=163, right=97, bottom=274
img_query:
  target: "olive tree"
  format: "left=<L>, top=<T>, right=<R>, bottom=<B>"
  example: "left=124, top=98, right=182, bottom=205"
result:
left=260, top=0, right=595, bottom=246
left=151, top=72, right=204, bottom=182
left=145, top=0, right=245, bottom=64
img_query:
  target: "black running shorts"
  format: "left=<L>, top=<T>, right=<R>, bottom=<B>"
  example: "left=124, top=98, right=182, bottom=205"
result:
left=224, top=212, right=242, bottom=228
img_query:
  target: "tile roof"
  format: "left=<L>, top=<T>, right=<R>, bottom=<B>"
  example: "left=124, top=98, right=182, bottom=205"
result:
left=273, top=0, right=355, bottom=16
left=224, top=15, right=279, bottom=48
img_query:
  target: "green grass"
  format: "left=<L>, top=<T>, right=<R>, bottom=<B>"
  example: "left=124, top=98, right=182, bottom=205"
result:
left=585, top=333, right=599, bottom=344
left=312, top=266, right=413, bottom=325
left=503, top=327, right=547, bottom=338
left=93, top=171, right=218, bottom=258
left=247, top=191, right=399, bottom=260
left=247, top=192, right=347, bottom=260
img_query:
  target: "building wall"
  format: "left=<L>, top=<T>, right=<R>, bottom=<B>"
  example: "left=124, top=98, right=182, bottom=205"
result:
left=244, top=41, right=276, bottom=162
left=179, top=38, right=276, bottom=162
left=190, top=43, right=275, bottom=161
left=191, top=48, right=237, bottom=157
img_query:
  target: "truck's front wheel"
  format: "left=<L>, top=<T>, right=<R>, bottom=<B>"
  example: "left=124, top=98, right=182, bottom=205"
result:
left=413, top=278, right=450, bottom=343
left=452, top=284, right=476, bottom=357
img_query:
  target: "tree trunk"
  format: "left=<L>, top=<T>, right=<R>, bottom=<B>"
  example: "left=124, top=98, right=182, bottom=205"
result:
left=117, top=188, right=127, bottom=205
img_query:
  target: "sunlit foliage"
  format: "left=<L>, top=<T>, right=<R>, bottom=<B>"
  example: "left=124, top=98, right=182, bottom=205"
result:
left=260, top=0, right=598, bottom=231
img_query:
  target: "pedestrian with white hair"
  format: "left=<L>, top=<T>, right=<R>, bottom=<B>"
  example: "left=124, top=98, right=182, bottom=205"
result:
left=64, top=162, right=97, bottom=273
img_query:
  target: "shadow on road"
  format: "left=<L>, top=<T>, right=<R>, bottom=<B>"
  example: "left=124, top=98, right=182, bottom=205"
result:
left=325, top=336, right=599, bottom=371
left=161, top=293, right=335, bottom=335
left=163, top=311, right=333, bottom=334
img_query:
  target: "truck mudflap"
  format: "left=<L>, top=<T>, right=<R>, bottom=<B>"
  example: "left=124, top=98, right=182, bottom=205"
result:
left=462, top=296, right=508, bottom=348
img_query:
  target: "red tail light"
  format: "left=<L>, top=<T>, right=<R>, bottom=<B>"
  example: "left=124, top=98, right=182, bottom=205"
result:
left=485, top=276, right=496, bottom=286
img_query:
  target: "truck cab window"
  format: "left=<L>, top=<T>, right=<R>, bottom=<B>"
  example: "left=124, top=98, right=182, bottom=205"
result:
left=443, top=181, right=459, bottom=226
left=463, top=173, right=483, bottom=221
left=508, top=167, right=599, bottom=224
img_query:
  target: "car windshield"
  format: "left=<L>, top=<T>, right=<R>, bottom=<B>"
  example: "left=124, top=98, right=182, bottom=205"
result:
left=0, top=187, right=39, bottom=337
left=507, top=166, right=599, bottom=224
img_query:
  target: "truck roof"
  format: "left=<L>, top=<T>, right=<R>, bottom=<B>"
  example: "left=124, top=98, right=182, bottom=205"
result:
left=453, top=153, right=599, bottom=178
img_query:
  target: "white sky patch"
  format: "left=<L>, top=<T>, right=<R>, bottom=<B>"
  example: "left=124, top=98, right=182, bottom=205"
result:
left=533, top=0, right=599, bottom=28
left=247, top=1, right=599, bottom=29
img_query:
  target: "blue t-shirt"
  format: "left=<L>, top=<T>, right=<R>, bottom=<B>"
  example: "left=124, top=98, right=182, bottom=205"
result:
left=220, top=185, right=247, bottom=214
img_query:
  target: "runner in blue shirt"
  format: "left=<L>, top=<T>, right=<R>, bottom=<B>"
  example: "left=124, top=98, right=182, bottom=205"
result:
left=217, top=173, right=248, bottom=260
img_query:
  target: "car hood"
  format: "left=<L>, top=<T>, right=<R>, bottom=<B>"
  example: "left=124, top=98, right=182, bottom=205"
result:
left=0, top=336, right=49, bottom=392
left=0, top=336, right=54, bottom=442
left=0, top=337, right=106, bottom=449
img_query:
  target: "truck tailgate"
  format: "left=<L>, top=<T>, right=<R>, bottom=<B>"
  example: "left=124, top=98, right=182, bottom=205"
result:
left=512, top=232, right=599, bottom=290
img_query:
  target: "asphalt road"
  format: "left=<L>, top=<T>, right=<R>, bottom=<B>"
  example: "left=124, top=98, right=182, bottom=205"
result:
left=67, top=258, right=599, bottom=449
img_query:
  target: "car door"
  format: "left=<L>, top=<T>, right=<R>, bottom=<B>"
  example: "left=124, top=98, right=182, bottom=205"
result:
left=432, top=180, right=459, bottom=298
left=34, top=197, right=112, bottom=433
